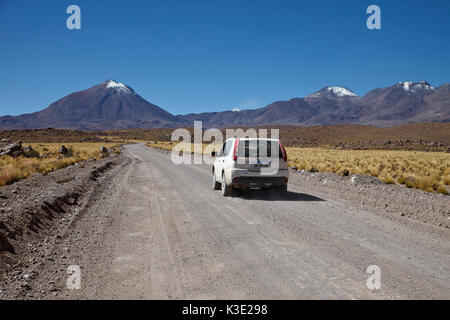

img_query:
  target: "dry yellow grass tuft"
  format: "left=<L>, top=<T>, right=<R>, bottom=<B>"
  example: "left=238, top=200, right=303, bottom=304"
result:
left=286, top=147, right=450, bottom=194
left=146, top=141, right=177, bottom=151
left=98, top=135, right=151, bottom=144
left=0, top=143, right=121, bottom=187
left=443, top=174, right=450, bottom=185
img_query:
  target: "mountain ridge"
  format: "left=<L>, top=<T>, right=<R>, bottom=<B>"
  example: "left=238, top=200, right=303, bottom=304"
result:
left=0, top=80, right=448, bottom=130
left=180, top=81, right=449, bottom=127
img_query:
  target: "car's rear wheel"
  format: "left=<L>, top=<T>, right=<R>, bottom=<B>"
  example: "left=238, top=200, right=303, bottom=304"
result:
left=221, top=173, right=233, bottom=197
left=212, top=171, right=221, bottom=190
left=277, top=184, right=287, bottom=193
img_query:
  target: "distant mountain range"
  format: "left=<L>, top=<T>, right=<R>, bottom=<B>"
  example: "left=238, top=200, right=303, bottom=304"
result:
left=180, top=81, right=450, bottom=127
left=0, top=80, right=449, bottom=130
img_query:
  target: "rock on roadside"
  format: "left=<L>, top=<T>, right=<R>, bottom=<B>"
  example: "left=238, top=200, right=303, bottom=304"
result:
left=0, top=141, right=23, bottom=158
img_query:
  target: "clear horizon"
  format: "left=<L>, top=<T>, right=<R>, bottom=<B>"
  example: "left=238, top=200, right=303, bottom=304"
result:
left=1, top=0, right=449, bottom=116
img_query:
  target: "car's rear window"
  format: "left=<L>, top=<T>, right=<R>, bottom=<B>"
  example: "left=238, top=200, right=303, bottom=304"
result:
left=237, top=140, right=283, bottom=158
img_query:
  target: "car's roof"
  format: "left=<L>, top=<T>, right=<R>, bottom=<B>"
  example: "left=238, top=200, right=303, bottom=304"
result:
left=226, top=138, right=279, bottom=142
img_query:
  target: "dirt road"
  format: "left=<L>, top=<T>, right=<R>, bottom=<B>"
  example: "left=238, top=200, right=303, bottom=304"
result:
left=6, top=143, right=448, bottom=299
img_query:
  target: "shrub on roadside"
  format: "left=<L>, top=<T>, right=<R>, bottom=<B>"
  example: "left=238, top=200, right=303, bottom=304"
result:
left=444, top=175, right=450, bottom=185
left=101, top=151, right=110, bottom=158
left=397, top=175, right=407, bottom=184
left=412, top=176, right=436, bottom=191
left=382, top=176, right=395, bottom=184
left=64, top=146, right=74, bottom=157
left=405, top=177, right=415, bottom=188
left=436, top=184, right=449, bottom=195
left=23, top=148, right=40, bottom=158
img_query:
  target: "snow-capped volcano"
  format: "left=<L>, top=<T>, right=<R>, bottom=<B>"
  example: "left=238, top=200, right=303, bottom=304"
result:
left=0, top=80, right=187, bottom=130
left=307, top=86, right=359, bottom=99
left=105, top=80, right=135, bottom=94
left=396, top=81, right=435, bottom=93
left=327, top=86, right=359, bottom=97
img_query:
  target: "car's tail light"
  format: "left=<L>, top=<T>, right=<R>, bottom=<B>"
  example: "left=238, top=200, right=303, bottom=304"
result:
left=233, top=138, right=240, bottom=161
left=279, top=140, right=287, bottom=162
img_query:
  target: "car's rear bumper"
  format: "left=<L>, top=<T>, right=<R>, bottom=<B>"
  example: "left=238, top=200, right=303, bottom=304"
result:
left=223, top=168, right=289, bottom=188
left=231, top=176, right=288, bottom=189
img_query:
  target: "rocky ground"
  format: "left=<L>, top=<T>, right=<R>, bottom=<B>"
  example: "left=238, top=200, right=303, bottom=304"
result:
left=0, top=129, right=104, bottom=143
left=0, top=150, right=128, bottom=299
left=289, top=169, right=450, bottom=230
left=2, top=123, right=450, bottom=151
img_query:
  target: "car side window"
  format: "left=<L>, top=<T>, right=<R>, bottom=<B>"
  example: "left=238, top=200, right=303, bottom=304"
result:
left=219, top=142, right=227, bottom=157
left=224, top=141, right=233, bottom=156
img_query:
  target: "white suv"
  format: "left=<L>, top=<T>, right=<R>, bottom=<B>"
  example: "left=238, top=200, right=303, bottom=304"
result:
left=212, top=138, right=289, bottom=196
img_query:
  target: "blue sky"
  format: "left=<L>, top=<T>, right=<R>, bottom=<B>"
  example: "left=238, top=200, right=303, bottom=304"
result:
left=0, top=0, right=449, bottom=116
